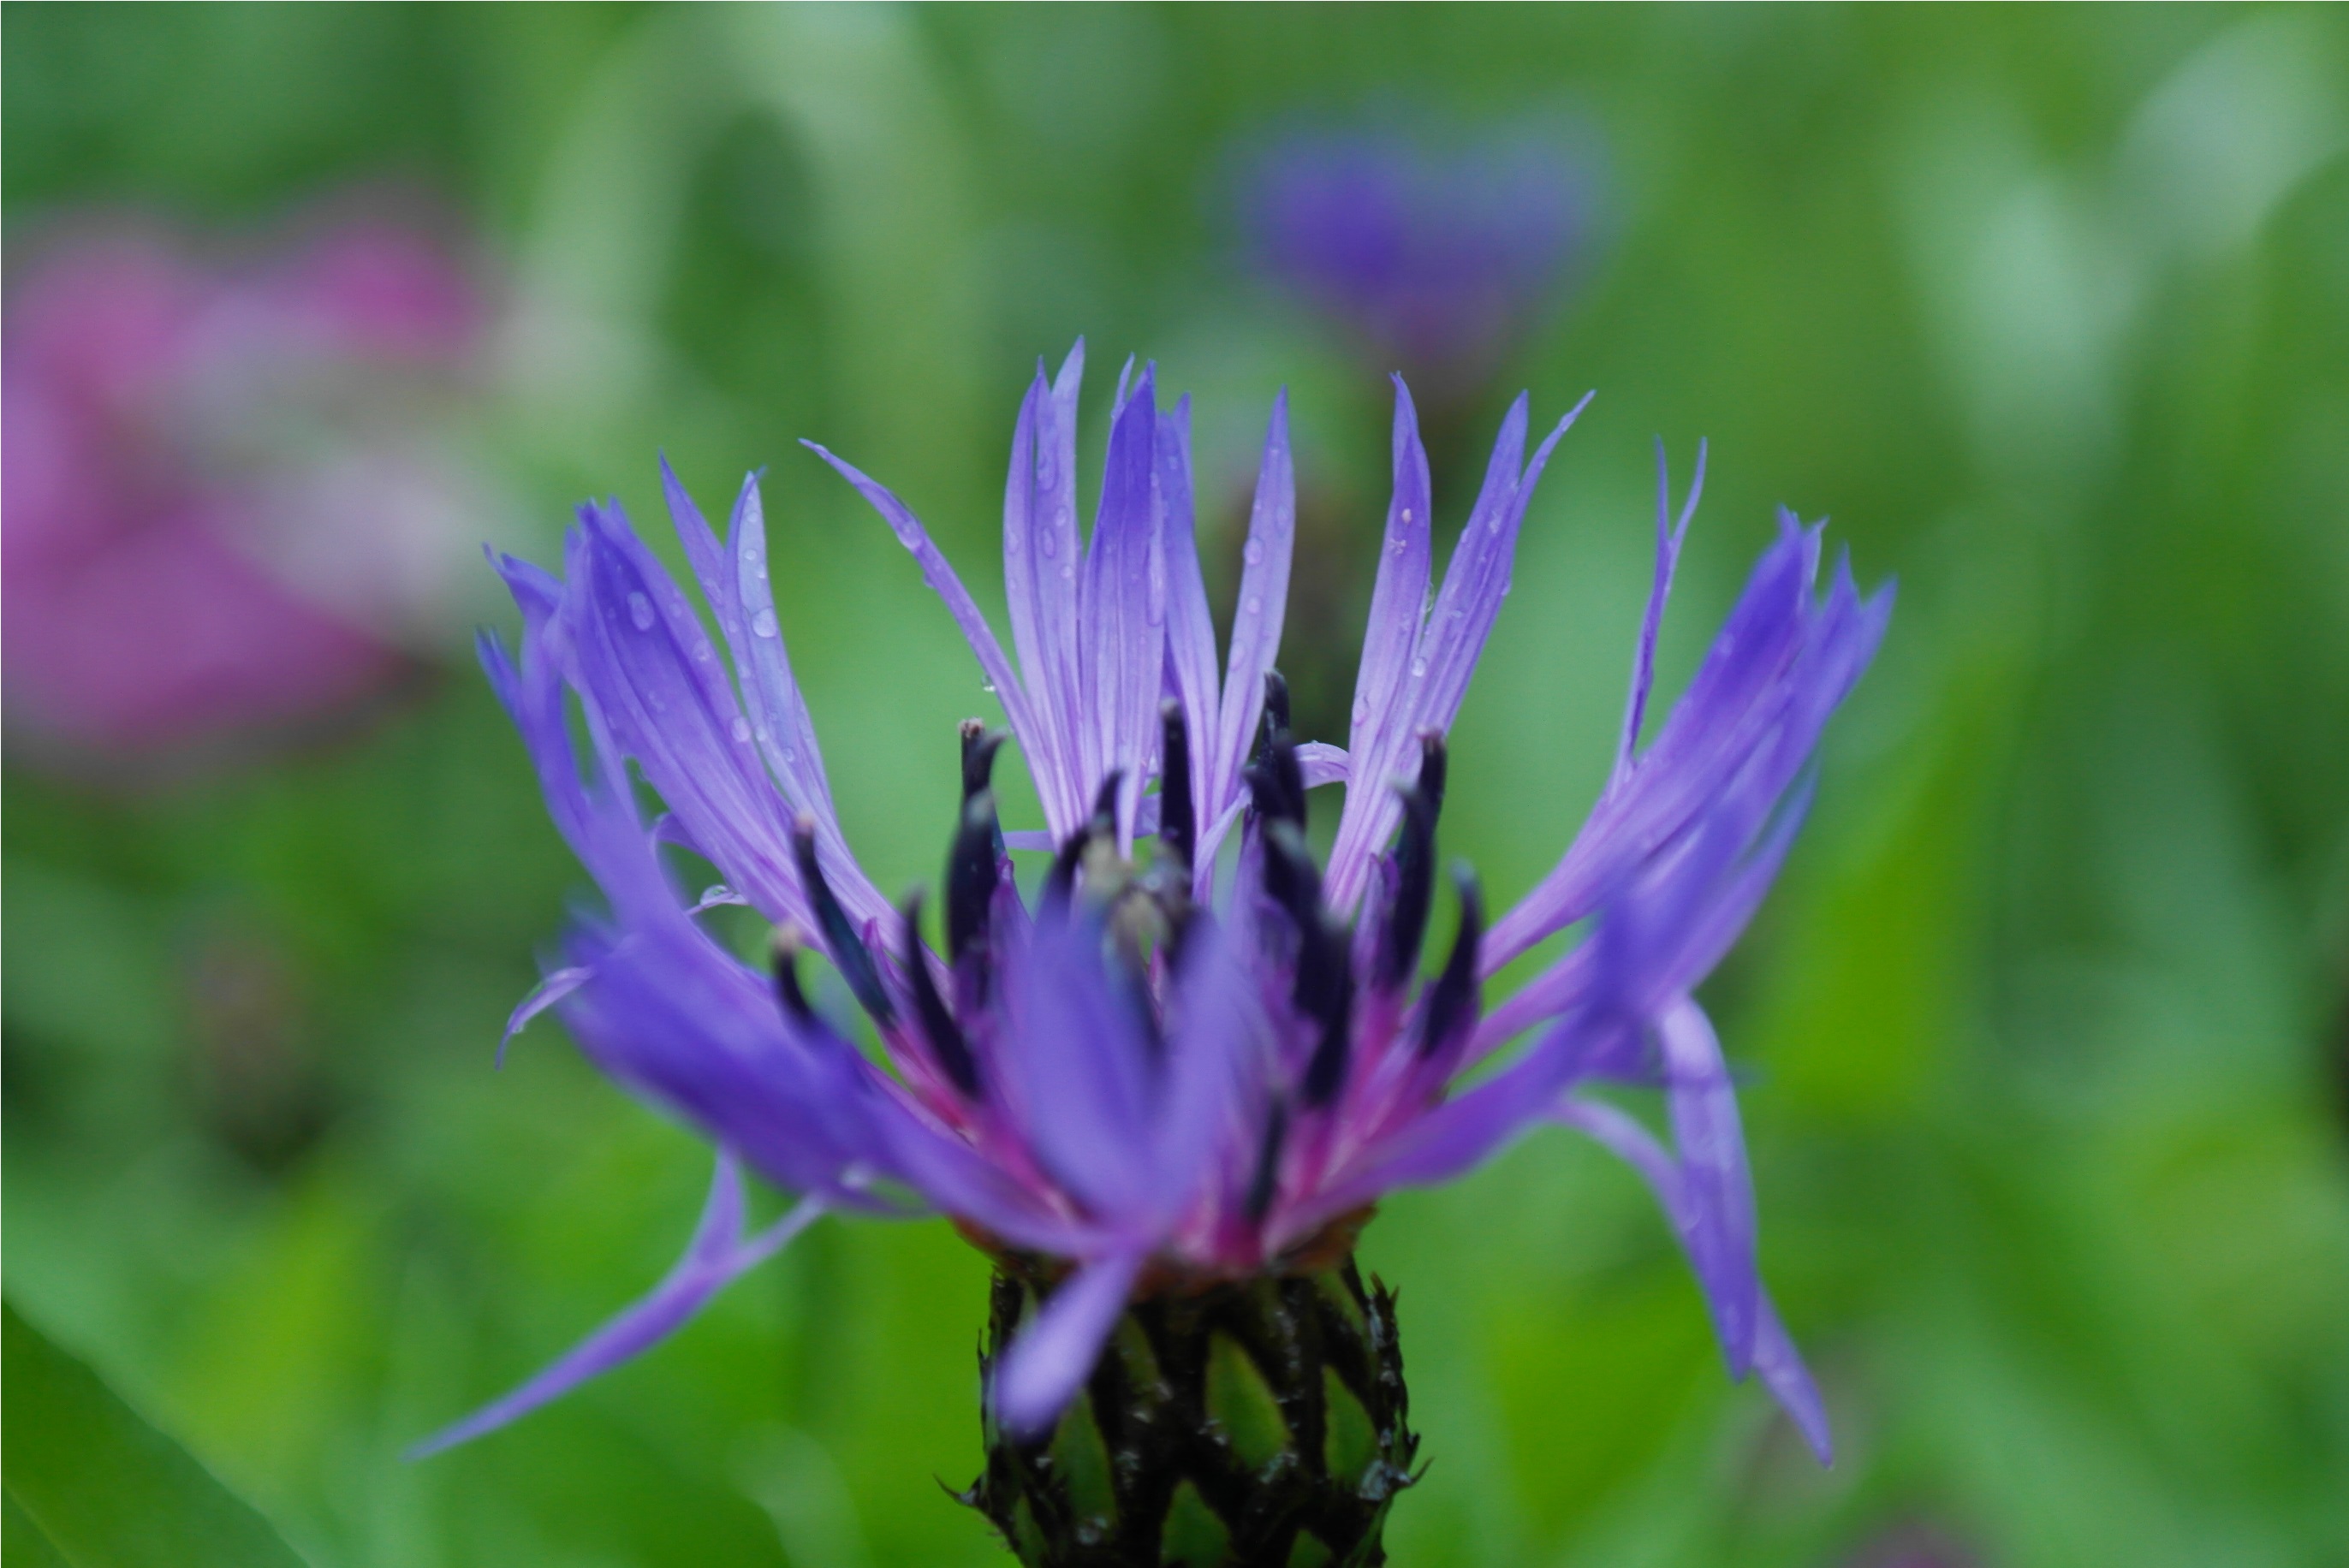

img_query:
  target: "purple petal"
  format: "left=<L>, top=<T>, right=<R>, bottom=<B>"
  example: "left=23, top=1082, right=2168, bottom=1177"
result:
left=1614, top=438, right=1704, bottom=781
left=1551, top=1095, right=1829, bottom=1463
left=668, top=466, right=889, bottom=932
left=558, top=504, right=806, bottom=927
left=1486, top=508, right=1888, bottom=974
left=1341, top=378, right=1434, bottom=815
left=1002, top=369, right=1084, bottom=834
left=1751, top=1294, right=1834, bottom=1464
left=1407, top=391, right=1591, bottom=746
left=1656, top=999, right=1757, bottom=1374
left=497, top=964, right=592, bottom=1068
left=1033, top=343, right=1091, bottom=830
left=1293, top=741, right=1350, bottom=791
left=719, top=480, right=834, bottom=812
left=1154, top=918, right=1259, bottom=1223
left=1209, top=394, right=1295, bottom=828
left=993, top=1247, right=1147, bottom=1437
left=1159, top=395, right=1222, bottom=829
left=408, top=1154, right=821, bottom=1458
left=996, top=918, right=1158, bottom=1219
left=1080, top=368, right=1164, bottom=849
left=1326, top=391, right=1589, bottom=912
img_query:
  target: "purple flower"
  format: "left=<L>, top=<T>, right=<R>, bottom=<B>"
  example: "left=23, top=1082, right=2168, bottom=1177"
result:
left=419, top=343, right=1887, bottom=1466
left=1236, top=122, right=1595, bottom=400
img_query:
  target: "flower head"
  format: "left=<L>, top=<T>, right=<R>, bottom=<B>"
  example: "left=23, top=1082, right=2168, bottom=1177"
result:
left=421, top=343, right=1887, bottom=1468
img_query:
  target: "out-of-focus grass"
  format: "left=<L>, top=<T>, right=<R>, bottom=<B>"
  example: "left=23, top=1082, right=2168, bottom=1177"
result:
left=6, top=6, right=2347, bottom=1565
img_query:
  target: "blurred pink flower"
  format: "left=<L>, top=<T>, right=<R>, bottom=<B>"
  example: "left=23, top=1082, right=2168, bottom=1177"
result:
left=3, top=210, right=503, bottom=758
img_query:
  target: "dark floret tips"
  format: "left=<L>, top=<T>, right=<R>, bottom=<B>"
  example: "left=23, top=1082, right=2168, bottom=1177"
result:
left=1416, top=867, right=1484, bottom=1061
left=1157, top=699, right=1196, bottom=872
left=770, top=925, right=816, bottom=1027
left=1378, top=733, right=1450, bottom=992
left=792, top=817, right=895, bottom=1027
left=900, top=890, right=983, bottom=1099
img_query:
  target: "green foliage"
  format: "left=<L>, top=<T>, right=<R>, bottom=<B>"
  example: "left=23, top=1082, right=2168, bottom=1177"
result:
left=3, top=1302, right=311, bottom=1567
left=6, top=6, right=2348, bottom=1566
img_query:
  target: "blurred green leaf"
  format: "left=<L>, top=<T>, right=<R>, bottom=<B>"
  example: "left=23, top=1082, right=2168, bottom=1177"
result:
left=1, top=1302, right=311, bottom=1568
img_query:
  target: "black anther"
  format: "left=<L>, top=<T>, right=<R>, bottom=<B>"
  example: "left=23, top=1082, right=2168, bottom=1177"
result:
left=1043, top=769, right=1124, bottom=909
left=1414, top=729, right=1448, bottom=817
left=792, top=818, right=895, bottom=1026
left=1259, top=820, right=1323, bottom=931
left=770, top=926, right=815, bottom=1025
left=1245, top=735, right=1306, bottom=830
left=1297, top=911, right=1354, bottom=1108
left=960, top=719, right=1007, bottom=805
left=1245, top=1099, right=1289, bottom=1226
left=1417, top=866, right=1484, bottom=1061
left=1377, top=734, right=1449, bottom=991
left=899, top=892, right=981, bottom=1097
left=1251, top=668, right=1292, bottom=766
left=1159, top=700, right=1195, bottom=871
left=947, top=790, right=1002, bottom=965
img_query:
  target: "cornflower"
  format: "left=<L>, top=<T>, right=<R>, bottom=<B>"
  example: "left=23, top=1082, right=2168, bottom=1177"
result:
left=422, top=344, right=1888, bottom=1566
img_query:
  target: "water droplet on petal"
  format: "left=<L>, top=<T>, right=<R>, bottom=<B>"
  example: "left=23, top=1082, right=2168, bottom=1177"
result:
left=752, top=608, right=779, bottom=638
left=627, top=591, right=655, bottom=631
left=1040, top=529, right=1058, bottom=559
left=1352, top=698, right=1370, bottom=723
left=1060, top=562, right=1074, bottom=581
left=1245, top=595, right=1262, bottom=616
left=731, top=716, right=752, bottom=743
left=693, top=641, right=713, bottom=662
left=1411, top=657, right=1427, bottom=678
left=1243, top=539, right=1264, bottom=567
left=1400, top=508, right=1414, bottom=525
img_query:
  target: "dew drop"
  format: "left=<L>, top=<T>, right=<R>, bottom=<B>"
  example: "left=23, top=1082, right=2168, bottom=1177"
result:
left=1245, top=594, right=1262, bottom=616
left=1400, top=508, right=1414, bottom=524
left=627, top=591, right=655, bottom=631
left=1061, top=562, right=1075, bottom=581
left=1411, top=656, right=1428, bottom=678
left=752, top=608, right=779, bottom=638
left=1040, top=529, right=1058, bottom=559
left=1352, top=698, right=1371, bottom=724
left=1243, top=539, right=1264, bottom=567
left=731, top=716, right=752, bottom=743
left=693, top=641, right=714, bottom=662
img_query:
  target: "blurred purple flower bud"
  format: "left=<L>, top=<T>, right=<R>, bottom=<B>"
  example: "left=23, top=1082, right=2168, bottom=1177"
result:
left=1234, top=116, right=1600, bottom=401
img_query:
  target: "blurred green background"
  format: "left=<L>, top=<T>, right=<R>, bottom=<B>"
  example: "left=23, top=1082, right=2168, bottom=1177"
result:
left=7, top=5, right=2348, bottom=1565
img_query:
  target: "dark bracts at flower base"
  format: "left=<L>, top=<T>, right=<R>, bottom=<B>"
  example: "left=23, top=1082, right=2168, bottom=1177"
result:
left=413, top=343, right=1888, bottom=1566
